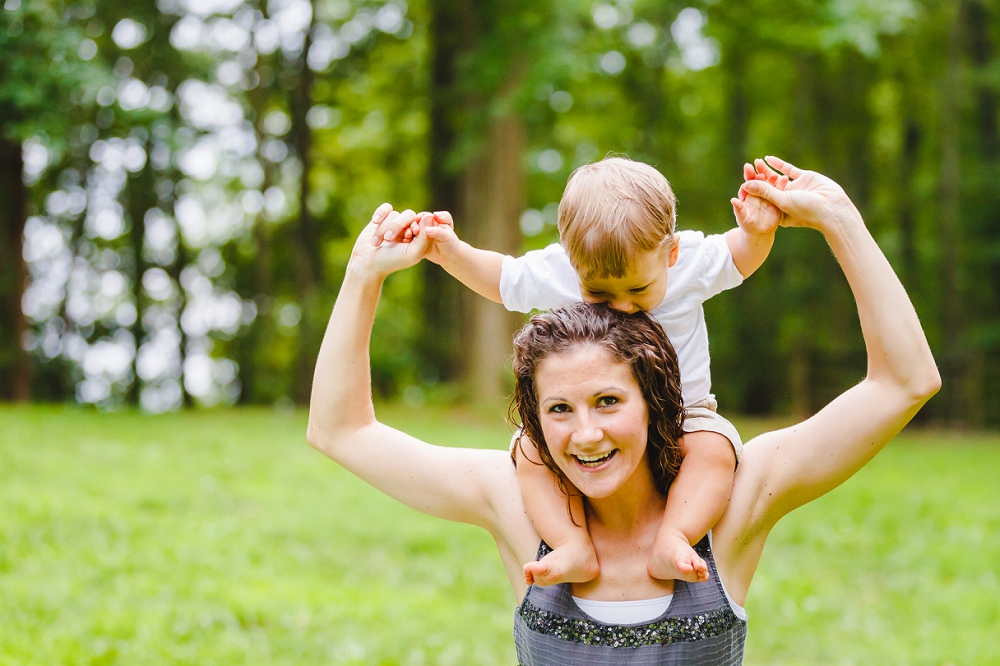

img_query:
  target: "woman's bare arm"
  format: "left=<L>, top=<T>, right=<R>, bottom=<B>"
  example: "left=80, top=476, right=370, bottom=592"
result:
left=306, top=212, right=513, bottom=531
left=715, top=160, right=941, bottom=597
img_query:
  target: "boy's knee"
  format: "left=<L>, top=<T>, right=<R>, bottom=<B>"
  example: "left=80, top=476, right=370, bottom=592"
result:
left=679, top=430, right=737, bottom=470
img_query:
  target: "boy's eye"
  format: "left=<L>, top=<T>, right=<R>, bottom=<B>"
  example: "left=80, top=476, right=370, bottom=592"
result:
left=597, top=396, right=619, bottom=407
left=629, top=287, right=647, bottom=294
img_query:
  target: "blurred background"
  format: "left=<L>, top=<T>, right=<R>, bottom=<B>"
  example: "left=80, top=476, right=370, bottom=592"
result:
left=3, top=2, right=1000, bottom=662
left=1, top=0, right=997, bottom=420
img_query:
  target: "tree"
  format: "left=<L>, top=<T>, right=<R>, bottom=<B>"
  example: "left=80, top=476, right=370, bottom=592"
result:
left=0, top=0, right=106, bottom=400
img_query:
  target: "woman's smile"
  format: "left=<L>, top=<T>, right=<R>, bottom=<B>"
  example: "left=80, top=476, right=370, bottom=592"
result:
left=573, top=449, right=618, bottom=470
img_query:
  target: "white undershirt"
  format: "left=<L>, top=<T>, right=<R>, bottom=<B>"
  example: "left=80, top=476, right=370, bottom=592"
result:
left=571, top=594, right=674, bottom=624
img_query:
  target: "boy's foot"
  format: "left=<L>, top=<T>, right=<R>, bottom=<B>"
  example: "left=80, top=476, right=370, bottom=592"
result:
left=647, top=530, right=709, bottom=583
left=523, top=542, right=600, bottom=587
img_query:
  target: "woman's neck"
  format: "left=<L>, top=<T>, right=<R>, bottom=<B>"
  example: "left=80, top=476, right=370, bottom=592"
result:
left=585, top=458, right=665, bottom=535
left=574, top=463, right=672, bottom=601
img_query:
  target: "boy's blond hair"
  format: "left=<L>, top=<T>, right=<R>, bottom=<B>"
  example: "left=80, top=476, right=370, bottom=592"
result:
left=557, top=157, right=677, bottom=279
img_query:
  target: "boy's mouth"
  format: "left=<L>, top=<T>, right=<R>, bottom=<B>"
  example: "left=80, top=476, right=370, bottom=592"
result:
left=573, top=450, right=617, bottom=468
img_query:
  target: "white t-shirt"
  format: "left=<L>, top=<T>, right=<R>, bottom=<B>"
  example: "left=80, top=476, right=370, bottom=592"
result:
left=499, top=230, right=743, bottom=407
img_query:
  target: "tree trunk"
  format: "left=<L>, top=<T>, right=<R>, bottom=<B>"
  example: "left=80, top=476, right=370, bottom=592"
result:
left=938, top=2, right=965, bottom=425
left=426, top=1, right=527, bottom=404
left=0, top=134, right=31, bottom=401
left=788, top=55, right=821, bottom=416
left=127, top=155, right=155, bottom=405
left=236, top=203, right=275, bottom=404
left=422, top=0, right=471, bottom=385
left=966, top=1, right=999, bottom=159
left=963, top=0, right=997, bottom=427
left=290, top=3, right=323, bottom=405
left=463, top=105, right=525, bottom=404
left=897, top=122, right=920, bottom=288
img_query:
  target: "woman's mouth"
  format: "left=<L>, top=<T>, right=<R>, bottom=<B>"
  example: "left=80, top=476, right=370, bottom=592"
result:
left=573, top=450, right=617, bottom=469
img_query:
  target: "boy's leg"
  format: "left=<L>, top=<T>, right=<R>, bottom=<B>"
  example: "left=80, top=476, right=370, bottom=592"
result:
left=514, top=433, right=600, bottom=586
left=648, top=430, right=736, bottom=582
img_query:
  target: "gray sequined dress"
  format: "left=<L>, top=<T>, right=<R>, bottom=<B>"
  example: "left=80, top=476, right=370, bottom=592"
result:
left=513, top=536, right=747, bottom=665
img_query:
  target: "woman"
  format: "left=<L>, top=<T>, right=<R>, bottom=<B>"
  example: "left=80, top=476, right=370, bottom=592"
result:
left=306, top=158, right=940, bottom=663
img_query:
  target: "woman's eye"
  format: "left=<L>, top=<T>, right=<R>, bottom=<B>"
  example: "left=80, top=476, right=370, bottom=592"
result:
left=597, top=396, right=619, bottom=407
left=549, top=403, right=570, bottom=413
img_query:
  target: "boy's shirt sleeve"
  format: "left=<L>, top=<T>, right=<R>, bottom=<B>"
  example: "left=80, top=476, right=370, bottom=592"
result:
left=676, top=229, right=744, bottom=303
left=499, top=243, right=582, bottom=313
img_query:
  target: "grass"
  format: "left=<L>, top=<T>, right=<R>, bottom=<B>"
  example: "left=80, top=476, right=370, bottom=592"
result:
left=1, top=405, right=998, bottom=665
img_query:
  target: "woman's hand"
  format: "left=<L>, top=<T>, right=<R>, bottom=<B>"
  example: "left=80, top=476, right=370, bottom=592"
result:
left=740, top=157, right=858, bottom=232
left=349, top=205, right=432, bottom=280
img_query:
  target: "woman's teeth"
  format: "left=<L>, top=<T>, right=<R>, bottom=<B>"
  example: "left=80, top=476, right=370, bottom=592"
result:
left=575, top=450, right=616, bottom=467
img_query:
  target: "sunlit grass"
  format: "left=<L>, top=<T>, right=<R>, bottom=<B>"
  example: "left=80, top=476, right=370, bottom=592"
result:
left=1, top=406, right=997, bottom=664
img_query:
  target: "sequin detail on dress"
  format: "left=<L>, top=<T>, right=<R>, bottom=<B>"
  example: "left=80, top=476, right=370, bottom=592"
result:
left=518, top=601, right=742, bottom=647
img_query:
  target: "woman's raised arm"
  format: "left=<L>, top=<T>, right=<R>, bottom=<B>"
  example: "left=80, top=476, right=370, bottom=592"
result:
left=725, top=159, right=941, bottom=539
left=306, top=208, right=518, bottom=532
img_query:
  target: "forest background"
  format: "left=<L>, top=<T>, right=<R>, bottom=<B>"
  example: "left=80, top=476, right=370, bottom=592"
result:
left=1, top=0, right=998, bottom=426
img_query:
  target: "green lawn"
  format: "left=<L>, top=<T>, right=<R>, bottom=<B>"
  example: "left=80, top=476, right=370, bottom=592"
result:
left=1, top=406, right=998, bottom=665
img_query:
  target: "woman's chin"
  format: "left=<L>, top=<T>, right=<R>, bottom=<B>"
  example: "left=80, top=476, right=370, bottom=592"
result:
left=577, top=483, right=617, bottom=499
left=569, top=471, right=625, bottom=499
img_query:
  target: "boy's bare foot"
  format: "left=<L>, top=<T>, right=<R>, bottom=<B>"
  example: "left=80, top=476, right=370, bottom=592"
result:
left=647, top=529, right=709, bottom=583
left=523, top=542, right=600, bottom=587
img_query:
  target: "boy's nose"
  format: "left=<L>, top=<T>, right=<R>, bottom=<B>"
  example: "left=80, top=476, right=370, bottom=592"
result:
left=609, top=299, right=636, bottom=313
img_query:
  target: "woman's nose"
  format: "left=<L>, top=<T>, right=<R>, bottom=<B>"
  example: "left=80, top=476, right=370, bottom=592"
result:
left=571, top=414, right=603, bottom=446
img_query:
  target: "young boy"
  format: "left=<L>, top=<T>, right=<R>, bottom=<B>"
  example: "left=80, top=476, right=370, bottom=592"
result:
left=372, top=157, right=781, bottom=586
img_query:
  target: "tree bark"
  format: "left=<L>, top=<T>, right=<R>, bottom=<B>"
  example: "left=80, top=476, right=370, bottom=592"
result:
left=897, top=122, right=920, bottom=289
left=0, top=134, right=31, bottom=401
left=966, top=1, right=999, bottom=159
left=463, top=101, right=525, bottom=404
left=127, top=153, right=155, bottom=405
left=938, top=2, right=965, bottom=425
left=422, top=0, right=470, bottom=385
left=289, top=2, right=323, bottom=405
left=787, top=55, right=822, bottom=416
left=963, top=0, right=997, bottom=427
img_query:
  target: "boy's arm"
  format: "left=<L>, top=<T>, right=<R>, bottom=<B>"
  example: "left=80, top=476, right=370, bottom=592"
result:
left=725, top=224, right=774, bottom=279
left=425, top=219, right=504, bottom=303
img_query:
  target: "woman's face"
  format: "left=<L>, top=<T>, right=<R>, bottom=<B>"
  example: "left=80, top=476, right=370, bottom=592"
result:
left=535, top=344, right=651, bottom=499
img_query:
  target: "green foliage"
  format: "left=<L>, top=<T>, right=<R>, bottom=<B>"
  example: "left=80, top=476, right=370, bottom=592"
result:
left=0, top=0, right=108, bottom=142
left=3, top=0, right=999, bottom=421
left=1, top=406, right=998, bottom=663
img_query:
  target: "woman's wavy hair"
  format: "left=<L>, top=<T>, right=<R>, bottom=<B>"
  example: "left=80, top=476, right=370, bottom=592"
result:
left=509, top=302, right=685, bottom=501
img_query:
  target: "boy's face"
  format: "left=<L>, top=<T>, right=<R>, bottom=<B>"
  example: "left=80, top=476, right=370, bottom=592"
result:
left=578, top=242, right=679, bottom=314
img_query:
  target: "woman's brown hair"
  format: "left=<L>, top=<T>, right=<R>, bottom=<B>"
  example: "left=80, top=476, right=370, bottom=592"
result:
left=510, top=302, right=685, bottom=502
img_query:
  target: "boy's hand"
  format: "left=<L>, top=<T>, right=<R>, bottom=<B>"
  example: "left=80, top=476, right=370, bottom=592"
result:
left=730, top=161, right=783, bottom=237
left=420, top=211, right=462, bottom=268
left=730, top=193, right=780, bottom=237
